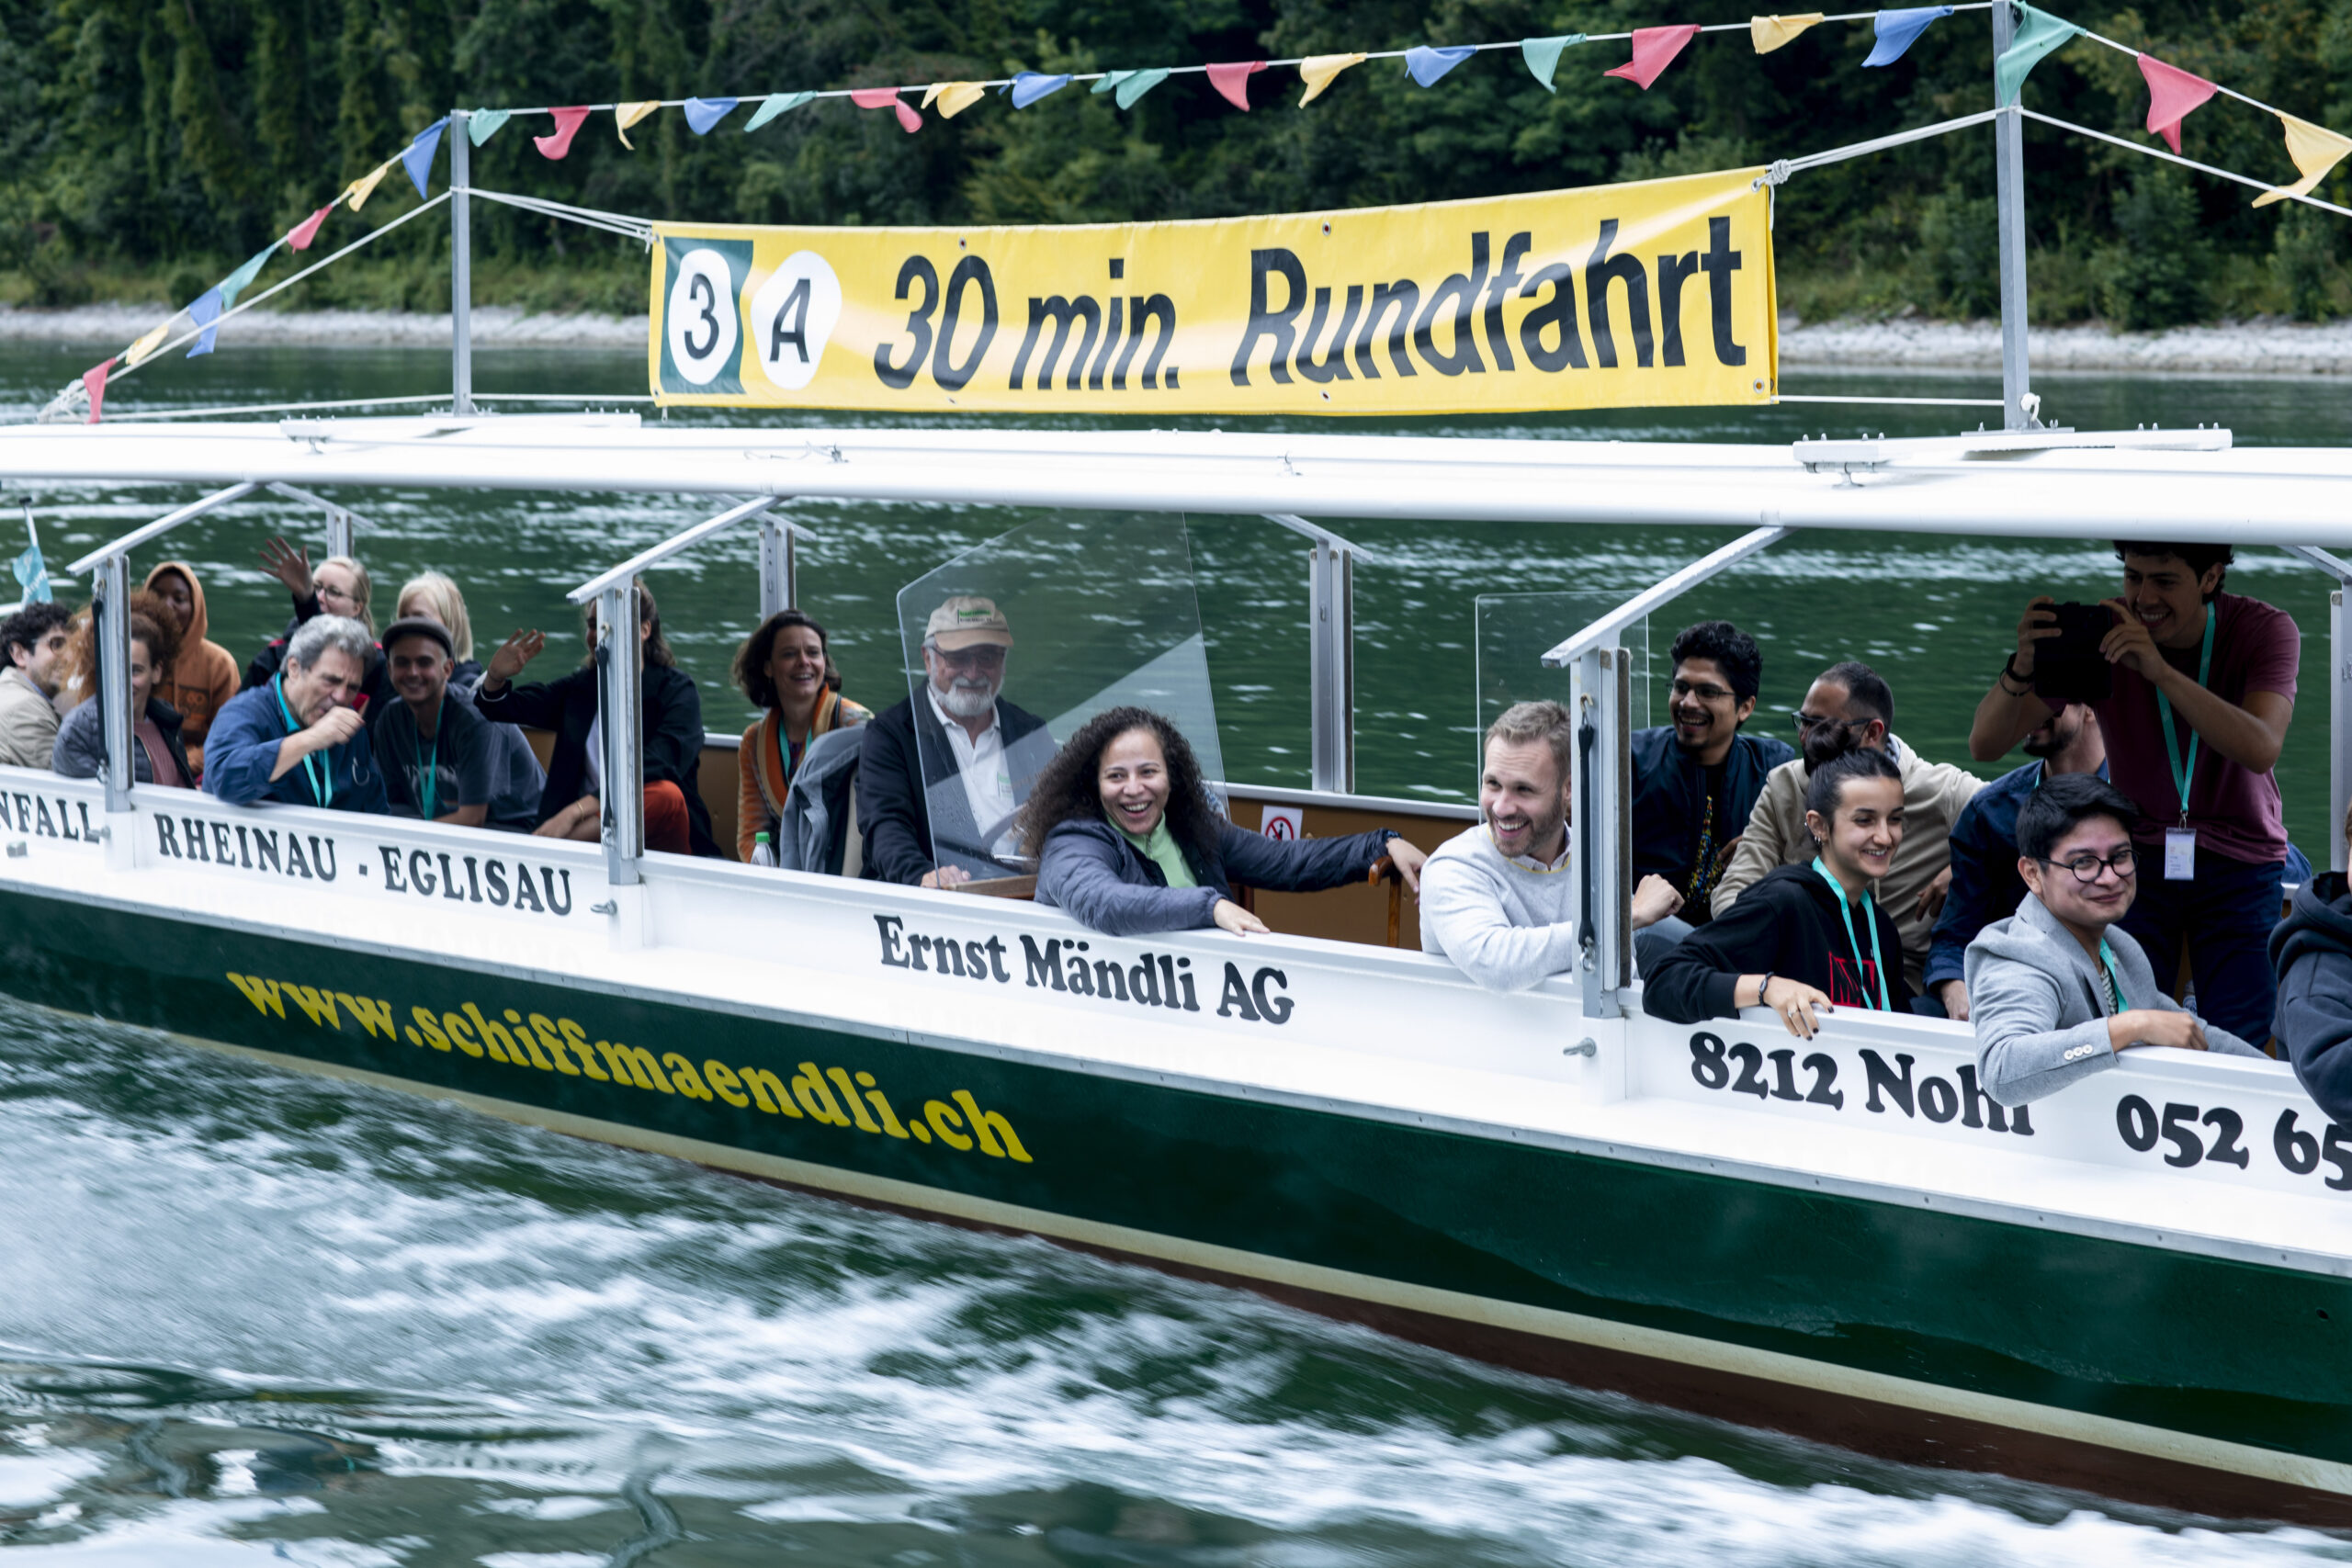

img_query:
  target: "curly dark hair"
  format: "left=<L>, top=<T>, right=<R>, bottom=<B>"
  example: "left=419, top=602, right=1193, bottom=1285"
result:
left=1020, top=706, right=1220, bottom=865
left=732, top=609, right=839, bottom=710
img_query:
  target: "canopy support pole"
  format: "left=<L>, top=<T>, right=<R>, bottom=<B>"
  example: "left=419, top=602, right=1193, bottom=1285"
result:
left=758, top=514, right=795, bottom=615
left=1992, top=1, right=2036, bottom=430
left=95, top=554, right=131, bottom=820
left=450, top=110, right=474, bottom=419
left=1264, top=514, right=1374, bottom=795
left=2286, top=545, right=2352, bottom=873
left=597, top=583, right=644, bottom=890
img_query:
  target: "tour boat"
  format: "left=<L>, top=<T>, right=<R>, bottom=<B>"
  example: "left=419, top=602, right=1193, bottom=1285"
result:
left=2, top=415, right=2351, bottom=1525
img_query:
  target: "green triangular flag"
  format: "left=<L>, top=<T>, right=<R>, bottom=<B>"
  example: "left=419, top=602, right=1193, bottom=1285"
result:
left=1993, top=5, right=2078, bottom=106
left=744, top=91, right=816, bottom=130
left=1094, top=67, right=1170, bottom=109
left=1521, top=34, right=1586, bottom=92
left=466, top=107, right=512, bottom=144
left=217, top=242, right=280, bottom=308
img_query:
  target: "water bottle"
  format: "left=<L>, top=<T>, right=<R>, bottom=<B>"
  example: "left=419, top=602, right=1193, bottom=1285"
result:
left=752, top=830, right=777, bottom=868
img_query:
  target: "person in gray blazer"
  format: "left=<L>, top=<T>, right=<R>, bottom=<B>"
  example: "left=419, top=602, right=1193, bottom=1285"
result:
left=1966, top=772, right=2267, bottom=1105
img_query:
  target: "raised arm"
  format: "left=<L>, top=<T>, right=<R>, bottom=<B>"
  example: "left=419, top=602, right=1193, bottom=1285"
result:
left=1970, top=596, right=2061, bottom=761
left=2098, top=599, right=2294, bottom=773
left=1036, top=826, right=1223, bottom=935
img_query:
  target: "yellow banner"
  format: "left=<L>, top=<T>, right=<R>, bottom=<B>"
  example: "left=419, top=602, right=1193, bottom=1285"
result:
left=648, top=168, right=1776, bottom=415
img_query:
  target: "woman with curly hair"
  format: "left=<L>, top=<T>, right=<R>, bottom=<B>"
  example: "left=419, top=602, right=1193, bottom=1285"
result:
left=51, top=593, right=194, bottom=786
left=1027, top=706, right=1426, bottom=937
left=731, top=609, right=872, bottom=864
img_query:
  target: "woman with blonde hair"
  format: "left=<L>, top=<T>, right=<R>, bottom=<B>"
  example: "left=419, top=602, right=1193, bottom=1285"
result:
left=245, top=537, right=392, bottom=722
left=394, top=570, right=475, bottom=669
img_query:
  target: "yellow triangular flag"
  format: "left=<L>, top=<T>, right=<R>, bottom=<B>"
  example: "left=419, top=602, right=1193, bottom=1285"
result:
left=616, top=99, right=661, bottom=148
left=922, top=82, right=988, bottom=118
left=1750, top=14, right=1826, bottom=53
left=2254, top=112, right=2352, bottom=207
left=122, top=319, right=172, bottom=368
left=343, top=159, right=394, bottom=211
left=1298, top=52, right=1366, bottom=106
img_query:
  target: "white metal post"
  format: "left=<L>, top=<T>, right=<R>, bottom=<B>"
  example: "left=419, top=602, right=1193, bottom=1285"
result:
left=597, top=584, right=643, bottom=886
left=1992, top=1, right=2034, bottom=431
left=323, top=506, right=355, bottom=562
left=1306, top=538, right=1355, bottom=793
left=449, top=109, right=473, bottom=418
left=758, top=515, right=792, bottom=615
left=2334, top=587, right=2349, bottom=874
left=1572, top=647, right=1631, bottom=1016
left=96, top=555, right=131, bottom=817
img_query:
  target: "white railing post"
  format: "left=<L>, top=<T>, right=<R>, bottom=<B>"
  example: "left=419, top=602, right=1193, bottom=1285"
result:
left=2284, top=547, right=2352, bottom=874
left=450, top=108, right=473, bottom=418
left=1992, top=0, right=2035, bottom=430
left=597, top=583, right=643, bottom=886
left=1308, top=536, right=1354, bottom=793
left=96, top=554, right=132, bottom=818
left=1572, top=646, right=1632, bottom=1016
left=758, top=513, right=792, bottom=615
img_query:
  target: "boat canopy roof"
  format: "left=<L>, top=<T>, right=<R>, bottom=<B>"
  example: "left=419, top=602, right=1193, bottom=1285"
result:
left=3, top=420, right=2347, bottom=547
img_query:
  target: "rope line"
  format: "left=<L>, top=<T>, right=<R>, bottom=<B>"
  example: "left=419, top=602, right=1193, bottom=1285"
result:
left=2021, top=107, right=2352, bottom=218
left=458, top=186, right=656, bottom=243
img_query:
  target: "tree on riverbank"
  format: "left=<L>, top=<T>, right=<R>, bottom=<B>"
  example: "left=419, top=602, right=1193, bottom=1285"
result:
left=1, top=0, right=2346, bottom=323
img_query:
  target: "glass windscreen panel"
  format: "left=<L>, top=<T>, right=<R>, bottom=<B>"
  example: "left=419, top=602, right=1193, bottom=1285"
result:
left=1473, top=592, right=1648, bottom=786
left=896, top=513, right=1223, bottom=882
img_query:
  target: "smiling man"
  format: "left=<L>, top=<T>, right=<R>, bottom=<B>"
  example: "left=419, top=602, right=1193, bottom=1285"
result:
left=1422, top=700, right=1683, bottom=992
left=200, top=615, right=387, bottom=812
left=1629, top=622, right=1793, bottom=952
left=0, top=602, right=73, bottom=768
left=371, top=617, right=542, bottom=831
left=1966, top=772, right=2267, bottom=1105
left=1969, top=543, right=2298, bottom=1043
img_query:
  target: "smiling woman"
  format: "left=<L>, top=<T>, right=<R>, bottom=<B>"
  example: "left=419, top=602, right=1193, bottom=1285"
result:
left=1028, top=706, right=1420, bottom=939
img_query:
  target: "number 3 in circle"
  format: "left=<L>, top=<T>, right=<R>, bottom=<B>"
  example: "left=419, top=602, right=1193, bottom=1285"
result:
left=665, top=248, right=741, bottom=388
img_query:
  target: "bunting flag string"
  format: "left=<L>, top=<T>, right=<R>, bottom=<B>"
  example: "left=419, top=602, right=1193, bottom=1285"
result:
left=1206, top=60, right=1268, bottom=110
left=1521, top=35, right=1586, bottom=90
left=343, top=158, right=395, bottom=211
left=1861, top=6, right=1952, bottom=66
left=287, top=203, right=334, bottom=251
left=1607, top=26, right=1701, bottom=89
left=1752, top=15, right=1826, bottom=53
left=1994, top=4, right=2076, bottom=104
left=467, top=107, right=513, bottom=144
left=2138, top=54, right=2217, bottom=152
left=743, top=92, right=813, bottom=130
left=922, top=82, right=988, bottom=118
left=1405, top=45, right=1478, bottom=85
left=683, top=96, right=739, bottom=134
left=535, top=107, right=590, bottom=159
left=80, top=358, right=116, bottom=425
left=2254, top=114, right=2352, bottom=206
left=1010, top=72, right=1071, bottom=107
left=1297, top=54, right=1365, bottom=105
left=615, top=100, right=660, bottom=148
left=401, top=119, right=447, bottom=197
left=850, top=87, right=922, bottom=132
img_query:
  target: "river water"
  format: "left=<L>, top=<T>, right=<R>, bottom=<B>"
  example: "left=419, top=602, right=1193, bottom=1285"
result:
left=3, top=344, right=2351, bottom=1562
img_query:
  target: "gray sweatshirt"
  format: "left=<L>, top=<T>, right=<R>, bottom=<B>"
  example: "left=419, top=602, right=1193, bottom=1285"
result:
left=1964, top=891, right=2267, bottom=1105
left=1419, top=822, right=1580, bottom=992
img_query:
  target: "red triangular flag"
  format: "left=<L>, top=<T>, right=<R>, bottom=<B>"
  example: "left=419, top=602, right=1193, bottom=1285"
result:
left=534, top=106, right=592, bottom=160
left=849, top=87, right=922, bottom=132
left=2138, top=54, right=2217, bottom=153
left=82, top=357, right=118, bottom=424
left=1205, top=60, right=1268, bottom=110
left=1605, top=25, right=1700, bottom=89
left=286, top=204, right=334, bottom=252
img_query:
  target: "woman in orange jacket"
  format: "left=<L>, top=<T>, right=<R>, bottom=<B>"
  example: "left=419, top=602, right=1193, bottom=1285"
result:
left=731, top=610, right=870, bottom=863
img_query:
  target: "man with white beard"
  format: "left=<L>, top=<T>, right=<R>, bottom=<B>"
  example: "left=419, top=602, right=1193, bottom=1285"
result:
left=859, top=596, right=1052, bottom=887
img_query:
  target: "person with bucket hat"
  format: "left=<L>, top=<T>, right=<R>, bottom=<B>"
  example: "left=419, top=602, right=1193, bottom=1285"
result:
left=859, top=595, right=1051, bottom=887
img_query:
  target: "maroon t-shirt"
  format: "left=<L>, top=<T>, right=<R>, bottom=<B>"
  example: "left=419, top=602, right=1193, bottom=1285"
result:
left=2089, top=592, right=2297, bottom=864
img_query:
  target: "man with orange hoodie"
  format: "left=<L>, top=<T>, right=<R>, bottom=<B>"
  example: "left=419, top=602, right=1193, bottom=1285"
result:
left=143, top=561, right=239, bottom=780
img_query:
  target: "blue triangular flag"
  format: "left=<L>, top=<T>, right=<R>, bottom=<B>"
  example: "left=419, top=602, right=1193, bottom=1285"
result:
left=1405, top=45, right=1478, bottom=86
left=1862, top=6, right=1953, bottom=66
left=684, top=96, right=739, bottom=134
left=12, top=540, right=49, bottom=604
left=185, top=288, right=224, bottom=359
left=401, top=118, right=447, bottom=198
left=1010, top=72, right=1072, bottom=107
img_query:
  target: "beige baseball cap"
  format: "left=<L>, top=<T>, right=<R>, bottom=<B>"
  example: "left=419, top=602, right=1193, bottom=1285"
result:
left=926, top=595, right=1013, bottom=652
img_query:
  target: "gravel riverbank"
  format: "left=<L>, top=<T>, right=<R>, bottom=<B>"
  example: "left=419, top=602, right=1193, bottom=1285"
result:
left=8, top=302, right=2352, bottom=376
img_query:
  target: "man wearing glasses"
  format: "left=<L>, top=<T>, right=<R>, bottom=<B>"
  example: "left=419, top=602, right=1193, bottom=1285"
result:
left=1966, top=773, right=2264, bottom=1106
left=1712, top=660, right=1982, bottom=996
left=1628, top=622, right=1793, bottom=970
left=859, top=596, right=1050, bottom=888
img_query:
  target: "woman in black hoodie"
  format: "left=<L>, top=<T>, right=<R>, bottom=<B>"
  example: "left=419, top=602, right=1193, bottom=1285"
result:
left=1644, top=747, right=1913, bottom=1037
left=2269, top=802, right=2352, bottom=1120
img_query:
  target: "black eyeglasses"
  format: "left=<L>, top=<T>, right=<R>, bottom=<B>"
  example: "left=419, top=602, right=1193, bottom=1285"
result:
left=2043, top=846, right=2136, bottom=883
left=1672, top=678, right=1736, bottom=704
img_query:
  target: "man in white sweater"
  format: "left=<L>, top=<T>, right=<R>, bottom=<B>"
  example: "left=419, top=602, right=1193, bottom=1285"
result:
left=1421, top=700, right=1684, bottom=992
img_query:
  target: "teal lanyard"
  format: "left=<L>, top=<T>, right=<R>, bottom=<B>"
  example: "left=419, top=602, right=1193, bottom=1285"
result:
left=1811, top=855, right=1891, bottom=1010
left=417, top=705, right=441, bottom=822
left=271, top=674, right=332, bottom=809
left=2153, top=610, right=2216, bottom=827
left=2098, top=937, right=2131, bottom=1013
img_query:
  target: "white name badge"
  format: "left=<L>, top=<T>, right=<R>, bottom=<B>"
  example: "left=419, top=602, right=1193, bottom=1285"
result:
left=2165, top=828, right=2197, bottom=880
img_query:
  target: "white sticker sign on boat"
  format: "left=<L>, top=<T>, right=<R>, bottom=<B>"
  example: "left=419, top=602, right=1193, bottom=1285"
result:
left=1261, top=806, right=1302, bottom=842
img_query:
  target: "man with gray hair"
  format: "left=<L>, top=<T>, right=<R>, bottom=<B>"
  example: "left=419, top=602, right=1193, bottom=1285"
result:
left=1421, top=699, right=1684, bottom=992
left=202, top=615, right=387, bottom=811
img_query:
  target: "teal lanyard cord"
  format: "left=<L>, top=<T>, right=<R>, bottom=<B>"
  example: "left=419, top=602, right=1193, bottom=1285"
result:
left=417, top=704, right=441, bottom=822
left=1811, top=855, right=1892, bottom=1010
left=2153, top=609, right=2217, bottom=827
left=2098, top=937, right=2131, bottom=1013
left=271, top=674, right=332, bottom=809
